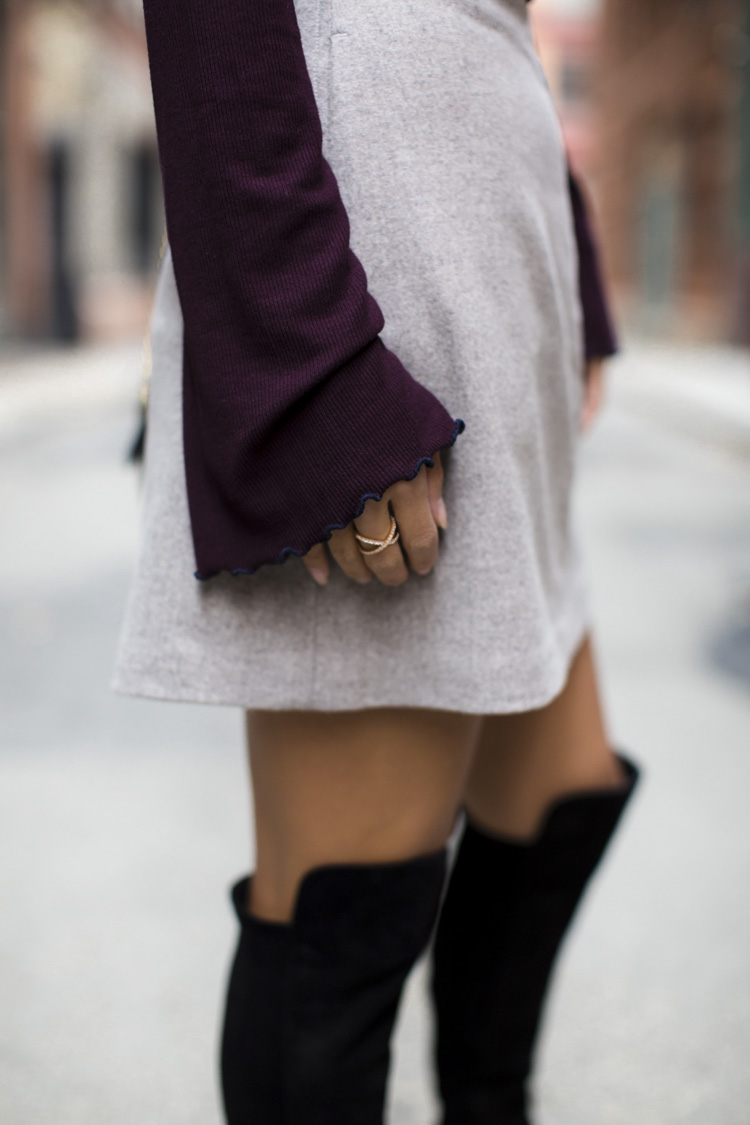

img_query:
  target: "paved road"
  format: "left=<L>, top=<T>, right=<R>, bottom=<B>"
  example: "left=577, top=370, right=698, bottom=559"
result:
left=1, top=341, right=749, bottom=1124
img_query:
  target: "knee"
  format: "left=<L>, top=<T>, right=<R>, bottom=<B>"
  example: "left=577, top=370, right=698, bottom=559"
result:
left=251, top=801, right=460, bottom=923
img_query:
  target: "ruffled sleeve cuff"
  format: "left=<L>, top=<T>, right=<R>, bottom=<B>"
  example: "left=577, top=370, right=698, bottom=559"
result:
left=184, top=334, right=464, bottom=578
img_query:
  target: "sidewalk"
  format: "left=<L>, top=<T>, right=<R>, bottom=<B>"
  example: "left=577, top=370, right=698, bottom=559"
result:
left=0, top=341, right=144, bottom=429
left=606, top=338, right=750, bottom=460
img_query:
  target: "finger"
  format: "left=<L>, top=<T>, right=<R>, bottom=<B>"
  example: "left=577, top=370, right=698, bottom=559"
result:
left=425, top=450, right=447, bottom=530
left=354, top=495, right=409, bottom=587
left=388, top=468, right=439, bottom=576
left=302, top=542, right=330, bottom=586
left=581, top=359, right=604, bottom=432
left=328, top=525, right=372, bottom=584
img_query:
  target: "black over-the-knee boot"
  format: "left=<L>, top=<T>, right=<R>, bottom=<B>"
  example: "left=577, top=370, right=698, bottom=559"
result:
left=430, top=753, right=640, bottom=1125
left=221, top=848, right=447, bottom=1124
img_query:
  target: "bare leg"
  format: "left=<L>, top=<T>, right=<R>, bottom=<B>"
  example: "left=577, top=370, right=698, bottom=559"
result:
left=246, top=707, right=482, bottom=921
left=463, top=633, right=625, bottom=839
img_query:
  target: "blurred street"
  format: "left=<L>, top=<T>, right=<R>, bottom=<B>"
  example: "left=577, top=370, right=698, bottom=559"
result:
left=1, top=339, right=749, bottom=1124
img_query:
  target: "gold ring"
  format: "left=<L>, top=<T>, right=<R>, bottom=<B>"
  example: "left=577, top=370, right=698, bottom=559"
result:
left=354, top=514, right=400, bottom=556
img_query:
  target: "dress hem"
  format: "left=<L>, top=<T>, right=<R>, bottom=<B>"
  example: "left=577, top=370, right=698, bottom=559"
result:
left=110, top=603, right=591, bottom=717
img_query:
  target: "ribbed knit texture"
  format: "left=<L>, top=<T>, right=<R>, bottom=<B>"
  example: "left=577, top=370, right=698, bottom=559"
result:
left=141, top=0, right=463, bottom=579
left=567, top=168, right=619, bottom=361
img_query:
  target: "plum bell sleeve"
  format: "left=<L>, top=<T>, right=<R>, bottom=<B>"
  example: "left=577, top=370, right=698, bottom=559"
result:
left=567, top=165, right=619, bottom=362
left=141, top=0, right=464, bottom=580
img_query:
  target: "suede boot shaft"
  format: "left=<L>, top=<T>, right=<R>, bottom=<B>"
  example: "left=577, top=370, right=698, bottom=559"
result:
left=431, top=753, right=640, bottom=1125
left=222, top=848, right=447, bottom=1124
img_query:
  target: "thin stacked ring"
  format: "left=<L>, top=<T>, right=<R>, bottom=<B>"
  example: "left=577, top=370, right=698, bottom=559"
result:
left=354, top=514, right=400, bottom=557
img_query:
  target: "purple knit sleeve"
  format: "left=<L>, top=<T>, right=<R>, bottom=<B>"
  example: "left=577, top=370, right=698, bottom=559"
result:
left=567, top=166, right=619, bottom=362
left=141, top=0, right=463, bottom=579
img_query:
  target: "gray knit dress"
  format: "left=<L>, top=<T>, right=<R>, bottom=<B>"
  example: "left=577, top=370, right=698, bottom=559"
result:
left=112, top=0, right=591, bottom=714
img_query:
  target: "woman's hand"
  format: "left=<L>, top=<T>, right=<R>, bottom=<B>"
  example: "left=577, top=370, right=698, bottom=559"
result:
left=302, top=453, right=448, bottom=587
left=581, top=357, right=606, bottom=432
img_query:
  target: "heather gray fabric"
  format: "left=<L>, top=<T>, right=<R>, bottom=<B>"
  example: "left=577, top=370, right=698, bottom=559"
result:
left=111, top=0, right=591, bottom=713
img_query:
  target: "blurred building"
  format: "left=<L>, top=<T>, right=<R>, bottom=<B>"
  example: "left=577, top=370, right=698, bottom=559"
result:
left=535, top=0, right=749, bottom=343
left=597, top=0, right=749, bottom=342
left=1, top=0, right=162, bottom=342
left=531, top=0, right=604, bottom=173
left=2, top=0, right=749, bottom=345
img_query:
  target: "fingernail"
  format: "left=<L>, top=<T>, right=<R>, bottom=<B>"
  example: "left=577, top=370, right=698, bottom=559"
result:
left=355, top=573, right=372, bottom=584
left=416, top=567, right=432, bottom=577
left=435, top=498, right=448, bottom=529
left=310, top=567, right=328, bottom=586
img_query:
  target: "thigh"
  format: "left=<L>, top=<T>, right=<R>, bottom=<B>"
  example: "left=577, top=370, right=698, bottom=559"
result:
left=463, top=633, right=621, bottom=838
left=247, top=707, right=481, bottom=920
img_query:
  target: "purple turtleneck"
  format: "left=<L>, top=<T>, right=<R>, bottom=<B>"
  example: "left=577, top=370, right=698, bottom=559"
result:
left=141, top=0, right=616, bottom=580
